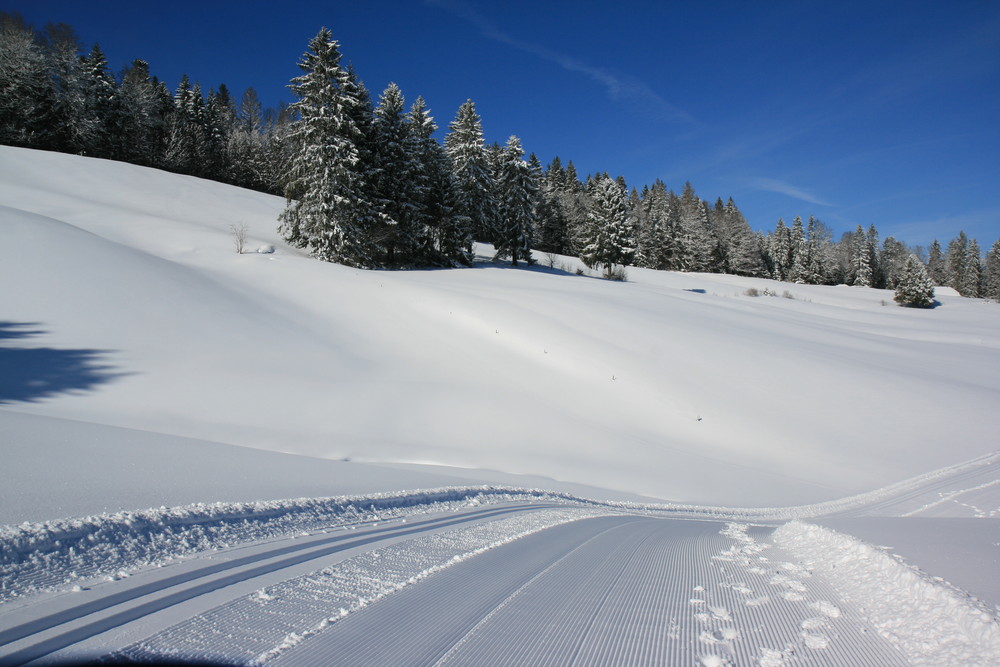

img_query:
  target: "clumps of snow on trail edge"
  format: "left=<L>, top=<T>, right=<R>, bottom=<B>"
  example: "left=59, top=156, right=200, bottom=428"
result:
left=773, top=520, right=1000, bottom=665
left=4, top=449, right=1000, bottom=603
left=0, top=487, right=610, bottom=602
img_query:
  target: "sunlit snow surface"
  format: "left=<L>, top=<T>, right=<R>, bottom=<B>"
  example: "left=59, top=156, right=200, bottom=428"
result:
left=2, top=145, right=999, bottom=509
left=2, top=146, right=1000, bottom=665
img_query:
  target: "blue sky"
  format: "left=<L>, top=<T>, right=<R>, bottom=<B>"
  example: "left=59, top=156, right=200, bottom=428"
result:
left=10, top=0, right=1000, bottom=247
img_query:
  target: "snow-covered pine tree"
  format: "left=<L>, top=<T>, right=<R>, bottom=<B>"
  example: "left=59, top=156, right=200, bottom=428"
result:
left=894, top=255, right=935, bottom=308
left=580, top=175, right=635, bottom=278
left=720, top=198, right=765, bottom=277
left=927, top=240, right=946, bottom=285
left=636, top=180, right=670, bottom=270
left=945, top=231, right=969, bottom=292
left=804, top=216, right=830, bottom=284
left=445, top=100, right=495, bottom=245
left=769, top=218, right=792, bottom=280
left=535, top=157, right=567, bottom=255
left=788, top=216, right=808, bottom=283
left=371, top=82, right=420, bottom=267
left=114, top=59, right=164, bottom=167
left=406, top=96, right=471, bottom=266
left=863, top=225, right=882, bottom=287
left=851, top=225, right=873, bottom=287
left=0, top=13, right=57, bottom=149
left=678, top=182, right=714, bottom=272
left=78, top=43, right=117, bottom=158
left=492, top=135, right=537, bottom=265
left=879, top=237, right=909, bottom=289
left=960, top=239, right=983, bottom=298
left=984, top=239, right=1000, bottom=302
left=278, top=28, right=372, bottom=266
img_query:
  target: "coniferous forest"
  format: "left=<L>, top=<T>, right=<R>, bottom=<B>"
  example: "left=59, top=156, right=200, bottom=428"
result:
left=3, top=13, right=998, bottom=301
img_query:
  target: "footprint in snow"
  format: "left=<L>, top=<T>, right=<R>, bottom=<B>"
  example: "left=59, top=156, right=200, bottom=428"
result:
left=809, top=599, right=841, bottom=618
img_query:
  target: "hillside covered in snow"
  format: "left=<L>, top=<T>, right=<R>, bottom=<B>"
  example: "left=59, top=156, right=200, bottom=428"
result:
left=2, top=145, right=1000, bottom=521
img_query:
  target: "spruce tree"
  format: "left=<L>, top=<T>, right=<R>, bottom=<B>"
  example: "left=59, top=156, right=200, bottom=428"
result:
left=770, top=219, right=792, bottom=280
left=445, top=100, right=495, bottom=245
left=492, top=136, right=537, bottom=265
left=0, top=13, right=57, bottom=148
left=788, top=216, right=808, bottom=282
left=927, top=239, right=946, bottom=285
left=960, top=239, right=983, bottom=297
left=406, top=96, right=470, bottom=265
left=945, top=231, right=969, bottom=291
left=879, top=237, right=910, bottom=289
left=984, top=239, right=1000, bottom=302
left=371, top=82, right=419, bottom=266
left=580, top=175, right=635, bottom=278
left=678, top=182, right=714, bottom=272
left=851, top=225, right=873, bottom=287
left=894, top=255, right=935, bottom=308
left=278, top=27, right=372, bottom=266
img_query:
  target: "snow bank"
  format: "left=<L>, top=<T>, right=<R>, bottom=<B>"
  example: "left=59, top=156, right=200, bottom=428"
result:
left=0, top=486, right=597, bottom=602
left=773, top=520, right=1000, bottom=665
left=4, top=447, right=999, bottom=603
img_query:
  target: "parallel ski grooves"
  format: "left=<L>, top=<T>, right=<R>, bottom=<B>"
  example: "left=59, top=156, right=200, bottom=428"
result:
left=0, top=504, right=546, bottom=664
left=274, top=517, right=907, bottom=666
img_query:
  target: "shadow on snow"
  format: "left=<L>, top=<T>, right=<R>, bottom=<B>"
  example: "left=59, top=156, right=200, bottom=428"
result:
left=0, top=322, right=128, bottom=404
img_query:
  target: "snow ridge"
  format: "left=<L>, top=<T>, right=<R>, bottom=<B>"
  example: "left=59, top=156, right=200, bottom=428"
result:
left=0, top=487, right=592, bottom=602
left=773, top=521, right=1000, bottom=665
left=4, top=448, right=998, bottom=602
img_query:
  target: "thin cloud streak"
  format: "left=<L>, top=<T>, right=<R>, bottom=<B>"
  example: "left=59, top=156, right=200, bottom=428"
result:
left=426, top=0, right=697, bottom=125
left=746, top=177, right=834, bottom=207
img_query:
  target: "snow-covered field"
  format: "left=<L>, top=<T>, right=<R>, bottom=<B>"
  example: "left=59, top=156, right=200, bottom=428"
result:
left=2, top=145, right=999, bottom=664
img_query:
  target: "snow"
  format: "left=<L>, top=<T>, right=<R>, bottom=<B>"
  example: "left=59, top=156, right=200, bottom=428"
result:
left=2, top=145, right=1000, bottom=663
left=773, top=521, right=1000, bottom=665
left=2, top=145, right=999, bottom=513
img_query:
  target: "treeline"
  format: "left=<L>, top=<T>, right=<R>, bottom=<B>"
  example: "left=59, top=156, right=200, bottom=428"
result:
left=3, top=14, right=998, bottom=299
left=0, top=12, right=286, bottom=193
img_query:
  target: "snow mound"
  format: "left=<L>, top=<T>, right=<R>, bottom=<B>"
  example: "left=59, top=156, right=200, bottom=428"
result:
left=773, top=521, right=1000, bottom=665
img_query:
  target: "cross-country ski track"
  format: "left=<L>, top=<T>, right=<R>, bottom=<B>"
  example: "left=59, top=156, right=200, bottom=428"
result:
left=4, top=465, right=999, bottom=666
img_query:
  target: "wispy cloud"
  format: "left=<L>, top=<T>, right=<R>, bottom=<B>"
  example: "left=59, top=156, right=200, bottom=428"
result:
left=426, top=0, right=697, bottom=125
left=887, top=208, right=1000, bottom=244
left=745, top=177, right=833, bottom=207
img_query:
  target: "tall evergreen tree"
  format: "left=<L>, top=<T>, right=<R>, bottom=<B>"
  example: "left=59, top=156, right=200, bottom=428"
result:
left=0, top=13, right=57, bottom=148
left=945, top=231, right=969, bottom=291
left=851, top=225, right=873, bottom=287
left=278, top=27, right=372, bottom=266
left=927, top=239, right=946, bottom=285
left=406, top=96, right=470, bottom=265
left=788, top=216, right=808, bottom=282
left=445, top=99, right=495, bottom=245
left=894, top=255, right=936, bottom=308
left=879, top=237, right=909, bottom=289
left=984, top=239, right=1000, bottom=302
left=492, top=135, right=537, bottom=265
left=370, top=82, right=420, bottom=266
left=580, top=175, right=635, bottom=278
left=678, top=182, right=714, bottom=272
left=960, top=239, right=983, bottom=297
left=769, top=218, right=792, bottom=280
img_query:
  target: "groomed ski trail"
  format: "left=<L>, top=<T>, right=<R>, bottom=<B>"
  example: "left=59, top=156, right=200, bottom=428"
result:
left=267, top=517, right=905, bottom=666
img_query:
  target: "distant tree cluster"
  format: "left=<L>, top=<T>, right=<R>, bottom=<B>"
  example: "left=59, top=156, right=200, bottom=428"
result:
left=0, top=12, right=287, bottom=193
left=4, top=13, right=999, bottom=298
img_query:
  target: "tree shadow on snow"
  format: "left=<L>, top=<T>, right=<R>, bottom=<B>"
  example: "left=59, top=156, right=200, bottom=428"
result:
left=0, top=322, right=128, bottom=404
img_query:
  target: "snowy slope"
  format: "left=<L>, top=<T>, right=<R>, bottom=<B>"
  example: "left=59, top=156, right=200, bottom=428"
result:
left=2, top=145, right=1000, bottom=515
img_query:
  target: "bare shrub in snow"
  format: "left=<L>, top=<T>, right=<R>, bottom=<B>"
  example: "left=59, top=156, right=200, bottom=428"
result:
left=230, top=222, right=248, bottom=254
left=608, top=265, right=628, bottom=281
